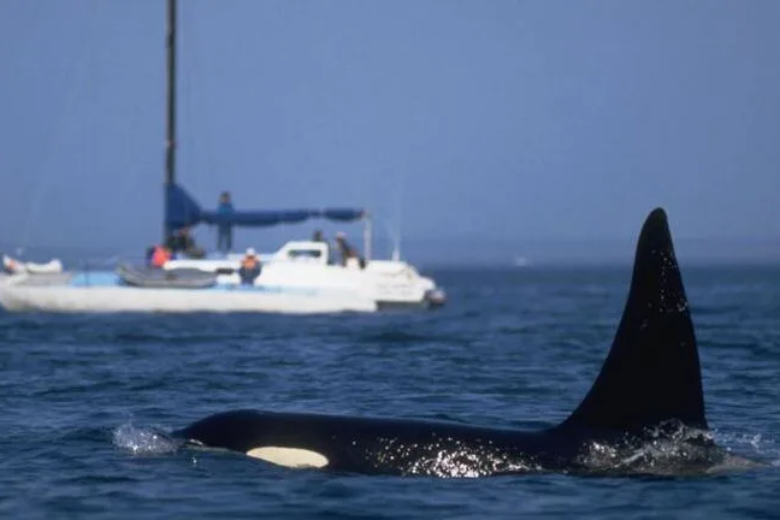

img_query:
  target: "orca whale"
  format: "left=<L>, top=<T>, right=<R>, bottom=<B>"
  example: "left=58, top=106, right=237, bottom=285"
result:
left=173, top=208, right=750, bottom=477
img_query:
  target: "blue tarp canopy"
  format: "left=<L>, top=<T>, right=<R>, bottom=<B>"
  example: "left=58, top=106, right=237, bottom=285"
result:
left=165, top=184, right=365, bottom=231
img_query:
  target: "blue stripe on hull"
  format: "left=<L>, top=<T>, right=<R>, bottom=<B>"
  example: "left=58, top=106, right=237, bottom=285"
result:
left=67, top=271, right=321, bottom=296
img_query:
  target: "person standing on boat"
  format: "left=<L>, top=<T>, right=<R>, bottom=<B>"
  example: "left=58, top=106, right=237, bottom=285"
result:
left=217, top=191, right=234, bottom=254
left=335, top=232, right=365, bottom=268
left=238, top=248, right=261, bottom=285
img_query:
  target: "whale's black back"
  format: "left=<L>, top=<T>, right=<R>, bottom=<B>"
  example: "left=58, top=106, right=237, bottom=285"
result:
left=559, top=208, right=708, bottom=433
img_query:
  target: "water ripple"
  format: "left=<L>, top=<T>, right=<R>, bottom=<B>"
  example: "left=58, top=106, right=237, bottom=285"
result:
left=1, top=266, right=780, bottom=518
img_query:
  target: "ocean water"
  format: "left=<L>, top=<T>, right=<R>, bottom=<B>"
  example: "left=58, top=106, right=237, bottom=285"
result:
left=1, top=265, right=780, bottom=519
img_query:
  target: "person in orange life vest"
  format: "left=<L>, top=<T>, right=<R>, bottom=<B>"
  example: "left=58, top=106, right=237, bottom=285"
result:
left=149, top=245, right=171, bottom=268
left=238, top=247, right=261, bottom=285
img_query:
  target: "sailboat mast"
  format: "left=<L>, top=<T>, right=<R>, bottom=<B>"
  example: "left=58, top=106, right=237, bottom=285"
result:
left=164, top=0, right=177, bottom=242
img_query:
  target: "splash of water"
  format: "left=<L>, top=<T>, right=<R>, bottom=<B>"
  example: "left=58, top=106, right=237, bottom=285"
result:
left=575, top=421, right=731, bottom=475
left=112, top=423, right=180, bottom=456
left=713, top=429, right=780, bottom=468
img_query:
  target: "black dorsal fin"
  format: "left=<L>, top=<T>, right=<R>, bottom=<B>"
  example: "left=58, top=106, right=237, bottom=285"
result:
left=559, top=208, right=708, bottom=433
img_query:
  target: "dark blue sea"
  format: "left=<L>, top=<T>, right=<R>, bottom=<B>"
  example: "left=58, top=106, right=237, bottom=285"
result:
left=2, top=265, right=780, bottom=519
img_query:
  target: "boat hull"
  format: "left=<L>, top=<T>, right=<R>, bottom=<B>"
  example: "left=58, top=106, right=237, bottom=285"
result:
left=0, top=277, right=377, bottom=314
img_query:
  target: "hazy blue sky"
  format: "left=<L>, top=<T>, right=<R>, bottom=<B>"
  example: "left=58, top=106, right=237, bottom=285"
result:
left=1, top=1, right=778, bottom=263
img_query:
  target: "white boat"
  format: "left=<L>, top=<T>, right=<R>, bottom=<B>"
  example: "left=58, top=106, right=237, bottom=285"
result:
left=0, top=239, right=443, bottom=314
left=0, top=1, right=445, bottom=315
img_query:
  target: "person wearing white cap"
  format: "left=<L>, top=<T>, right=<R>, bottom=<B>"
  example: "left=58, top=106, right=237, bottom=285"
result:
left=238, top=247, right=261, bottom=285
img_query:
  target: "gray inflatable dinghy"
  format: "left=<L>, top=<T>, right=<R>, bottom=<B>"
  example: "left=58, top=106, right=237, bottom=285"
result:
left=117, top=264, right=217, bottom=289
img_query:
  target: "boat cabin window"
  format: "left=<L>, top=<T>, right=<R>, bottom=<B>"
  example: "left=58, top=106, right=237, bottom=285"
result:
left=288, top=249, right=323, bottom=260
left=215, top=267, right=236, bottom=275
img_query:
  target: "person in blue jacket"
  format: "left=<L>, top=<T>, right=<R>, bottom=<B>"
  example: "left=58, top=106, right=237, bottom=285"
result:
left=217, top=191, right=234, bottom=254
